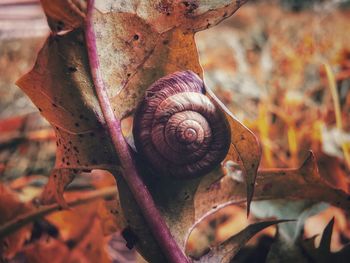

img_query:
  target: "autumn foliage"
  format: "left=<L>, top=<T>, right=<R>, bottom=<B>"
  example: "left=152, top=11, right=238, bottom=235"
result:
left=0, top=1, right=350, bottom=263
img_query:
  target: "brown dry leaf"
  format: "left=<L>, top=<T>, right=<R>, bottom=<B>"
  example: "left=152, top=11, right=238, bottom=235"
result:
left=67, top=216, right=111, bottom=263
left=117, top=170, right=213, bottom=262
left=16, top=0, right=251, bottom=225
left=17, top=30, right=118, bottom=173
left=45, top=193, right=123, bottom=240
left=117, top=151, right=350, bottom=262
left=92, top=0, right=249, bottom=119
left=206, top=87, right=261, bottom=213
left=0, top=184, right=32, bottom=259
left=17, top=30, right=119, bottom=204
left=41, top=169, right=77, bottom=207
left=317, top=154, right=350, bottom=194
left=23, top=237, right=70, bottom=263
left=17, top=1, right=347, bottom=261
left=45, top=202, right=98, bottom=242
left=23, top=216, right=111, bottom=263
left=193, top=152, right=350, bottom=221
left=14, top=0, right=268, bottom=261
left=182, top=152, right=349, bottom=262
left=0, top=186, right=121, bottom=247
left=40, top=0, right=86, bottom=32
left=193, top=220, right=288, bottom=263
left=97, top=198, right=124, bottom=236
left=186, top=205, right=249, bottom=259
left=17, top=0, right=254, bottom=201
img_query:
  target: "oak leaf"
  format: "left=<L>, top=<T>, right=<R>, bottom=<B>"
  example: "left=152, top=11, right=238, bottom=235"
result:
left=16, top=1, right=350, bottom=261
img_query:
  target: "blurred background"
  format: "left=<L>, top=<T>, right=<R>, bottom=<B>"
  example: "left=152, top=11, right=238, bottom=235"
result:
left=0, top=0, right=349, bottom=262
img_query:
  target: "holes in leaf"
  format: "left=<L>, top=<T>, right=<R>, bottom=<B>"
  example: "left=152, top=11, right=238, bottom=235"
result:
left=68, top=66, right=77, bottom=73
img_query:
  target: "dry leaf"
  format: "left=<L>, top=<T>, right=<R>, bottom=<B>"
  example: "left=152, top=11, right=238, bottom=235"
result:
left=41, top=0, right=86, bottom=32
left=0, top=184, right=32, bottom=259
left=17, top=0, right=254, bottom=255
left=116, top=151, right=350, bottom=262
left=17, top=1, right=329, bottom=262
left=193, top=220, right=289, bottom=263
left=206, top=87, right=261, bottom=213
left=23, top=237, right=70, bottom=263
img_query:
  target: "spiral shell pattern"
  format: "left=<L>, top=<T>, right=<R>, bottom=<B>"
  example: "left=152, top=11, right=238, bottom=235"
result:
left=133, top=71, right=231, bottom=179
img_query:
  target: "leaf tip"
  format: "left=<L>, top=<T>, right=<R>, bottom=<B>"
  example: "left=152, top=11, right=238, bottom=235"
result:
left=319, top=217, right=335, bottom=251
left=299, top=150, right=319, bottom=180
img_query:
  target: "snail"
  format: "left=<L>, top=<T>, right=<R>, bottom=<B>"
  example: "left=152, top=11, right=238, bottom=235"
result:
left=133, top=70, right=231, bottom=179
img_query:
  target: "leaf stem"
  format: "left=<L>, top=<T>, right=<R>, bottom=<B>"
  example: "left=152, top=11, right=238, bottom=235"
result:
left=84, top=1, right=189, bottom=262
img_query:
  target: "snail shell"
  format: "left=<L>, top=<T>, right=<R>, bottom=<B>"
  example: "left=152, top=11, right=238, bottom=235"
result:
left=133, top=71, right=231, bottom=179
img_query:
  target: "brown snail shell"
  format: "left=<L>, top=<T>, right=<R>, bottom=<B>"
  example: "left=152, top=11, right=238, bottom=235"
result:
left=133, top=70, right=231, bottom=179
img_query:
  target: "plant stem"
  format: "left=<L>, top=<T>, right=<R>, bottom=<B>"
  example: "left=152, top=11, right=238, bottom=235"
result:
left=84, top=1, right=189, bottom=262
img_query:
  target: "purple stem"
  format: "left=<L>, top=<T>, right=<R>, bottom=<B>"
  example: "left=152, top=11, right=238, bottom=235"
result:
left=84, top=1, right=189, bottom=262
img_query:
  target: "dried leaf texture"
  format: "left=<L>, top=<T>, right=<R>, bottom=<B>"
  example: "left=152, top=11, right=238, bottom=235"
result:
left=206, top=87, right=261, bottom=213
left=195, top=220, right=289, bottom=263
left=41, top=0, right=86, bottom=32
left=15, top=1, right=266, bottom=262
left=16, top=1, right=254, bottom=198
left=17, top=1, right=248, bottom=170
left=17, top=31, right=117, bottom=172
left=0, top=184, right=32, bottom=259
